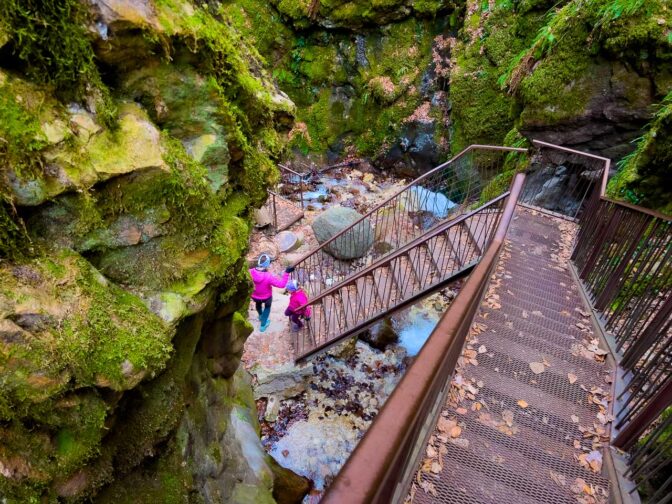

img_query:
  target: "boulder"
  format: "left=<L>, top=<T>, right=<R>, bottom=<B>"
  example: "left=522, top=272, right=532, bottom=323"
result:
left=252, top=362, right=312, bottom=400
left=269, top=457, right=311, bottom=504
left=311, top=206, right=374, bottom=260
left=275, top=231, right=301, bottom=253
left=360, top=319, right=399, bottom=350
left=254, top=207, right=273, bottom=228
left=404, top=186, right=456, bottom=219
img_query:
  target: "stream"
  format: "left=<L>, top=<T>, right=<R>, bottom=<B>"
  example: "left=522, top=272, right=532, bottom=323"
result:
left=247, top=165, right=462, bottom=500
left=257, top=289, right=457, bottom=500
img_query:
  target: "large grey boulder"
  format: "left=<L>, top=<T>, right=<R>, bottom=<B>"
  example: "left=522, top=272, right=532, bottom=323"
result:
left=311, top=206, right=374, bottom=260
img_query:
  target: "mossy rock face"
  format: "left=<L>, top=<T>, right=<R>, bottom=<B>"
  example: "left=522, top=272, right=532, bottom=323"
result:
left=0, top=250, right=174, bottom=499
left=0, top=0, right=295, bottom=501
left=609, top=93, right=672, bottom=215
left=271, top=0, right=456, bottom=29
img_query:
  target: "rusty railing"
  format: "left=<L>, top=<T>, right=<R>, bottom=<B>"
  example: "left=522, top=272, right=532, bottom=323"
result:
left=572, top=190, right=672, bottom=502
left=519, top=139, right=610, bottom=220
left=320, top=173, right=526, bottom=503
left=526, top=140, right=672, bottom=503
left=294, top=192, right=508, bottom=360
left=291, top=145, right=527, bottom=297
left=262, top=165, right=305, bottom=232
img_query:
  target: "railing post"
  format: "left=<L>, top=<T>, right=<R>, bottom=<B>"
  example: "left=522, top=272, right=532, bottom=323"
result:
left=593, top=215, right=649, bottom=311
left=613, top=379, right=672, bottom=451
left=620, top=294, right=672, bottom=371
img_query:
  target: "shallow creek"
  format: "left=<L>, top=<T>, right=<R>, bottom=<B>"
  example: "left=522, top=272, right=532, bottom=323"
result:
left=254, top=291, right=456, bottom=500
left=245, top=166, right=460, bottom=500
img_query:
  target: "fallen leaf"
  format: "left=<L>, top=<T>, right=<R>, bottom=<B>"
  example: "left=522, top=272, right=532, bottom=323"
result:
left=517, top=400, right=529, bottom=409
left=529, top=362, right=545, bottom=374
left=571, top=478, right=587, bottom=495
left=426, top=445, right=437, bottom=458
left=450, top=426, right=462, bottom=438
left=420, top=480, right=438, bottom=496
left=575, top=308, right=590, bottom=318
left=532, top=310, right=543, bottom=317
left=549, top=470, right=567, bottom=487
left=568, top=373, right=578, bottom=384
left=571, top=414, right=580, bottom=423
left=586, top=450, right=603, bottom=473
left=478, top=345, right=487, bottom=354
left=574, top=440, right=582, bottom=449
left=450, top=437, right=470, bottom=449
left=522, top=310, right=529, bottom=319
left=430, top=462, right=442, bottom=474
left=502, top=410, right=514, bottom=427
left=456, top=407, right=468, bottom=415
left=437, top=417, right=456, bottom=433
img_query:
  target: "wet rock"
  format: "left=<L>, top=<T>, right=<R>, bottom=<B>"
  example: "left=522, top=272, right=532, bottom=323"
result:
left=361, top=319, right=399, bottom=350
left=264, top=395, right=281, bottom=423
left=269, top=457, right=311, bottom=504
left=326, top=336, right=358, bottom=360
left=254, top=207, right=273, bottom=228
left=275, top=231, right=301, bottom=253
left=404, top=186, right=456, bottom=218
left=311, top=206, right=374, bottom=260
left=252, top=362, right=312, bottom=400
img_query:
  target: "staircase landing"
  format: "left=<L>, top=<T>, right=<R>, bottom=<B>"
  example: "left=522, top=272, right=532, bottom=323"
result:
left=410, top=207, right=614, bottom=504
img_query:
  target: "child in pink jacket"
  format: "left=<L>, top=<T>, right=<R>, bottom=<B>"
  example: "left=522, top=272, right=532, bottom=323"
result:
left=249, top=254, right=293, bottom=332
left=285, top=280, right=311, bottom=331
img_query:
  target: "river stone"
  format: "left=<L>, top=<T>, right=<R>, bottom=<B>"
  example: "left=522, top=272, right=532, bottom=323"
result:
left=404, top=186, right=456, bottom=218
left=360, top=319, right=398, bottom=350
left=311, top=206, right=374, bottom=260
left=252, top=362, right=312, bottom=400
left=254, top=207, right=272, bottom=228
left=269, top=457, right=311, bottom=504
left=275, top=231, right=301, bottom=253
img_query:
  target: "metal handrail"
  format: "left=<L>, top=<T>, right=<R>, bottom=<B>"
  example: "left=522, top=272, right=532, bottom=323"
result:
left=321, top=173, right=526, bottom=504
left=290, top=145, right=527, bottom=300
left=537, top=140, right=671, bottom=501
left=293, top=191, right=510, bottom=313
left=294, top=194, right=507, bottom=360
left=291, top=145, right=526, bottom=267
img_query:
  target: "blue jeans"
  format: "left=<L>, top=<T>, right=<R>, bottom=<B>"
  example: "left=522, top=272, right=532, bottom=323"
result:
left=254, top=297, right=272, bottom=326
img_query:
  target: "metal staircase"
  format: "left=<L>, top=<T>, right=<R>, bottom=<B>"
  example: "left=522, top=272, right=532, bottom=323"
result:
left=289, top=145, right=527, bottom=360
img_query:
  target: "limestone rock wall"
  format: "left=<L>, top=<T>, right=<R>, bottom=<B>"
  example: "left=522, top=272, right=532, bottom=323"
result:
left=0, top=0, right=299, bottom=502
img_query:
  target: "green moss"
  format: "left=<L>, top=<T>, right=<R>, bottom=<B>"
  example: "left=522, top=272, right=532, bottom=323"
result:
left=0, top=0, right=117, bottom=127
left=479, top=128, right=530, bottom=202
left=608, top=92, right=672, bottom=214
left=449, top=6, right=545, bottom=151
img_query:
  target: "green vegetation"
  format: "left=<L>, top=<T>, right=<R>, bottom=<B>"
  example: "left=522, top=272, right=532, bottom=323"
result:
left=0, top=0, right=117, bottom=127
left=609, top=92, right=672, bottom=214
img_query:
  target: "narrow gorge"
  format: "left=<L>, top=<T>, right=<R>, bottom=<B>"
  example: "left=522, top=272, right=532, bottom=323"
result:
left=0, top=0, right=669, bottom=503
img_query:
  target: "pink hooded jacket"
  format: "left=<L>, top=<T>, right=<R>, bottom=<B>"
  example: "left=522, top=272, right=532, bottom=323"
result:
left=287, top=290, right=311, bottom=318
left=249, top=268, right=289, bottom=300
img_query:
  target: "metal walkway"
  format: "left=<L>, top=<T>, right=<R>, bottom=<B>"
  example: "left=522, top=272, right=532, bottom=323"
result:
left=290, top=145, right=528, bottom=360
left=410, top=207, right=613, bottom=504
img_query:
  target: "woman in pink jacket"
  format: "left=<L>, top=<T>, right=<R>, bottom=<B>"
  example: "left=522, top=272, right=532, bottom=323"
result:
left=285, top=280, right=312, bottom=331
left=249, top=254, right=293, bottom=332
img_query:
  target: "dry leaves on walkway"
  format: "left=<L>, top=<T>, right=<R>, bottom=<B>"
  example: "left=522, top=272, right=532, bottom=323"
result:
left=571, top=477, right=608, bottom=504
left=568, top=372, right=578, bottom=384
left=477, top=411, right=519, bottom=436
left=577, top=450, right=603, bottom=473
left=529, top=362, right=545, bottom=374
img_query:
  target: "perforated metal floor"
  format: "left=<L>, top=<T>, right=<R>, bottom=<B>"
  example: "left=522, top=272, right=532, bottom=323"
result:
left=411, top=207, right=613, bottom=504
